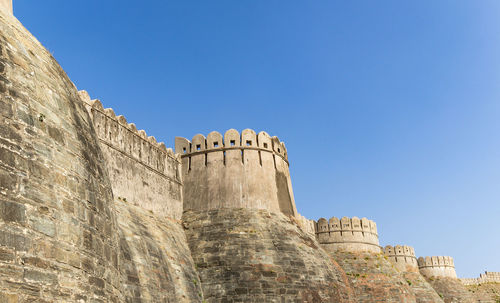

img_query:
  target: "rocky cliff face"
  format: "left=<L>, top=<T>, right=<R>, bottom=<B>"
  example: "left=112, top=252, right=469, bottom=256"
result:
left=464, top=283, right=500, bottom=302
left=183, top=208, right=355, bottom=303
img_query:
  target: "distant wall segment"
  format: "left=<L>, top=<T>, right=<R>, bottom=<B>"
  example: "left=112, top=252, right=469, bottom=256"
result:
left=384, top=245, right=418, bottom=272
left=315, top=216, right=380, bottom=253
left=418, top=256, right=457, bottom=278
left=175, top=129, right=297, bottom=216
left=79, top=91, right=183, bottom=219
left=461, top=271, right=500, bottom=285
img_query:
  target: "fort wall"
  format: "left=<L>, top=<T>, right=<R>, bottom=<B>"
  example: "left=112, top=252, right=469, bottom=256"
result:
left=0, top=0, right=12, bottom=15
left=418, top=256, right=457, bottom=278
left=384, top=245, right=418, bottom=272
left=461, top=272, right=500, bottom=285
left=79, top=91, right=183, bottom=219
left=175, top=129, right=297, bottom=216
left=315, top=216, right=380, bottom=253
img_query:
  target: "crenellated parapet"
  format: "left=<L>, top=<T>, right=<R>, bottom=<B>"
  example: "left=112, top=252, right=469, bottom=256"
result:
left=315, top=216, right=380, bottom=253
left=79, top=90, right=183, bottom=219
left=461, top=271, right=500, bottom=285
left=384, top=245, right=418, bottom=272
left=175, top=129, right=297, bottom=216
left=418, top=256, right=457, bottom=279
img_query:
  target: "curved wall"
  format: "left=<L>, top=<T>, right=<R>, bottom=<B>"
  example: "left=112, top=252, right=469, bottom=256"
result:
left=418, top=256, right=457, bottom=278
left=316, top=216, right=380, bottom=253
left=384, top=245, right=418, bottom=272
left=175, top=129, right=297, bottom=216
left=0, top=14, right=121, bottom=301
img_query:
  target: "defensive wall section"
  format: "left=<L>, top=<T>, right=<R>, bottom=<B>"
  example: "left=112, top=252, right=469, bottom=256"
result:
left=384, top=245, right=418, bottom=272
left=418, top=256, right=457, bottom=278
left=0, top=0, right=12, bottom=15
left=461, top=271, right=500, bottom=285
left=79, top=91, right=183, bottom=219
left=315, top=216, right=380, bottom=253
left=175, top=129, right=298, bottom=216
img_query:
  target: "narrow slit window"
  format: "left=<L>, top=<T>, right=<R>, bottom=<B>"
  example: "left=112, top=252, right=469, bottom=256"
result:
left=214, top=142, right=219, bottom=147
left=183, top=147, right=187, bottom=154
left=278, top=148, right=281, bottom=153
left=246, top=140, right=252, bottom=146
left=230, top=140, right=235, bottom=146
left=196, top=144, right=201, bottom=151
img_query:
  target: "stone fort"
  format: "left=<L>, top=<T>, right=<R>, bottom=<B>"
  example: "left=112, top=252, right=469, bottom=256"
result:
left=0, top=1, right=498, bottom=302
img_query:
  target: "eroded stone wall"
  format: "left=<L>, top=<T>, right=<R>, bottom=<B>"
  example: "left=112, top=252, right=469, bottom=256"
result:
left=0, top=13, right=122, bottom=301
left=183, top=208, right=355, bottom=303
left=384, top=245, right=444, bottom=303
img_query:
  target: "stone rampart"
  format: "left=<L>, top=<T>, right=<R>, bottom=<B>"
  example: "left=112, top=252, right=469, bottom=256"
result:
left=461, top=271, right=500, bottom=285
left=80, top=91, right=183, bottom=219
left=418, top=256, right=457, bottom=278
left=0, top=0, right=12, bottom=15
left=175, top=129, right=297, bottom=216
left=384, top=245, right=418, bottom=272
left=316, top=216, right=380, bottom=253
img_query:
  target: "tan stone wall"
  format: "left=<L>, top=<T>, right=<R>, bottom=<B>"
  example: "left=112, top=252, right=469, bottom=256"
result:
left=176, top=129, right=298, bottom=216
left=384, top=245, right=418, bottom=272
left=0, top=0, right=12, bottom=15
left=418, top=256, right=457, bottom=278
left=80, top=93, right=183, bottom=219
left=316, top=216, right=381, bottom=253
left=461, top=271, right=500, bottom=285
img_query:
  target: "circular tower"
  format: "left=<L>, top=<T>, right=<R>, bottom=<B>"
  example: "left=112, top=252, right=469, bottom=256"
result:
left=316, top=216, right=380, bottom=253
left=175, top=129, right=297, bottom=216
left=418, top=256, right=457, bottom=278
left=384, top=245, right=418, bottom=272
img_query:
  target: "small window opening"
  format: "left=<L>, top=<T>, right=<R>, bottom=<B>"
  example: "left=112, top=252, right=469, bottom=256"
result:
left=278, top=148, right=281, bottom=153
left=230, top=140, right=235, bottom=146
left=246, top=140, right=252, bottom=146
left=183, top=147, right=187, bottom=153
left=214, top=142, right=219, bottom=147
left=196, top=144, right=201, bottom=151
left=263, top=143, right=268, bottom=148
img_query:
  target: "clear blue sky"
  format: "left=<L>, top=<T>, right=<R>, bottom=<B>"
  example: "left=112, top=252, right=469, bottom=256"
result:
left=15, top=1, right=500, bottom=278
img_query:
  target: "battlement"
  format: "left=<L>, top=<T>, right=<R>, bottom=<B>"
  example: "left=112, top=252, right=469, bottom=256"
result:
left=79, top=91, right=183, bottom=219
left=418, top=256, right=457, bottom=279
left=384, top=245, right=418, bottom=272
left=176, top=129, right=297, bottom=216
left=315, top=216, right=380, bottom=253
left=175, top=129, right=288, bottom=164
left=461, top=272, right=500, bottom=285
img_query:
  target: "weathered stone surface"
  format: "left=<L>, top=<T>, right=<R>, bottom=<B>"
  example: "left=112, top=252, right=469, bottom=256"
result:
left=327, top=250, right=417, bottom=303
left=465, top=282, right=500, bottom=302
left=0, top=11, right=122, bottom=302
left=183, top=208, right=355, bottom=303
left=115, top=198, right=203, bottom=303
left=425, top=277, right=476, bottom=303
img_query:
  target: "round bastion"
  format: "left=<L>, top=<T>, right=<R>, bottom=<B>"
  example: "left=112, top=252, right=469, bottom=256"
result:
left=316, top=216, right=380, bottom=253
left=175, top=129, right=298, bottom=217
left=418, top=256, right=457, bottom=278
left=384, top=245, right=418, bottom=272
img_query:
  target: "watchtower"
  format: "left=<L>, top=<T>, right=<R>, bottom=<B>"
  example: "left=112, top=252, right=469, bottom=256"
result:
left=175, top=129, right=298, bottom=216
left=316, top=216, right=380, bottom=253
left=418, top=256, right=457, bottom=278
left=384, top=245, right=418, bottom=272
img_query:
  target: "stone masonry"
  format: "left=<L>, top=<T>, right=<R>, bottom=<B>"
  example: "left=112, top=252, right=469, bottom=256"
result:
left=0, top=2, right=498, bottom=302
